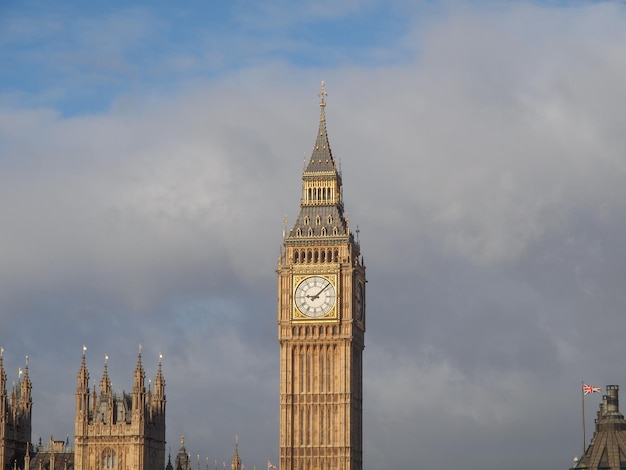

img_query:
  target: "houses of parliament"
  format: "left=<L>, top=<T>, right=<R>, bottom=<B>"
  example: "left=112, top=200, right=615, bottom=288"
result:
left=0, top=83, right=367, bottom=470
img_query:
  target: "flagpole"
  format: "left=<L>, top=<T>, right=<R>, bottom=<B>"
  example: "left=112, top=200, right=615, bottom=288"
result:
left=582, top=380, right=586, bottom=457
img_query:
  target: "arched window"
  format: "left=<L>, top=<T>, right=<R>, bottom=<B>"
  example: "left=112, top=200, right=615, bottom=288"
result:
left=294, top=251, right=299, bottom=263
left=316, top=215, right=321, bottom=225
left=308, top=227, right=313, bottom=236
left=296, top=228, right=302, bottom=236
left=304, top=215, right=310, bottom=225
left=321, top=227, right=327, bottom=236
left=102, top=449, right=117, bottom=469
left=327, top=215, right=333, bottom=224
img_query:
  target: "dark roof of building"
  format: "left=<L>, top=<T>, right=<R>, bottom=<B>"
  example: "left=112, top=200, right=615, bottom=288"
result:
left=573, top=385, right=626, bottom=469
left=305, top=100, right=335, bottom=173
left=285, top=83, right=356, bottom=248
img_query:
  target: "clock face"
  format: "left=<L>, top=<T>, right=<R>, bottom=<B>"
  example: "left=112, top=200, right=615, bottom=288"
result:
left=295, top=276, right=336, bottom=318
left=355, top=281, right=364, bottom=321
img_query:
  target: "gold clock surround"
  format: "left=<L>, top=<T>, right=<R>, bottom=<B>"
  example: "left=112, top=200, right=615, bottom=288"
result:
left=292, top=273, right=338, bottom=321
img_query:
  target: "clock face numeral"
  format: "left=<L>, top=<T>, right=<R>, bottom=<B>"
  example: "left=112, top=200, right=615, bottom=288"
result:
left=295, top=276, right=336, bottom=318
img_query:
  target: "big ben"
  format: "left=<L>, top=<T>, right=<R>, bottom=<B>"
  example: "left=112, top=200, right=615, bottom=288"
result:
left=277, top=82, right=366, bottom=470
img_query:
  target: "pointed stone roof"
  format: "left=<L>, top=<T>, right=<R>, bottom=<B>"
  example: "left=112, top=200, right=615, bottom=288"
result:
left=154, top=353, right=165, bottom=396
left=100, top=355, right=111, bottom=395
left=0, top=346, right=6, bottom=394
left=77, top=346, right=89, bottom=390
left=305, top=81, right=335, bottom=173
left=230, top=436, right=241, bottom=470
left=20, top=355, right=31, bottom=404
left=574, top=385, right=626, bottom=469
left=175, top=436, right=192, bottom=470
left=133, top=346, right=145, bottom=390
left=286, top=81, right=355, bottom=246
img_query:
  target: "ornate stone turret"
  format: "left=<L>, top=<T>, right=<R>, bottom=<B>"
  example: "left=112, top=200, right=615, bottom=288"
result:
left=153, top=354, right=166, bottom=416
left=132, top=347, right=146, bottom=424
left=0, top=350, right=32, bottom=470
left=75, top=346, right=90, bottom=436
left=230, top=436, right=241, bottom=470
left=0, top=349, right=6, bottom=420
left=574, top=385, right=626, bottom=469
left=73, top=347, right=166, bottom=470
left=99, top=355, right=112, bottom=396
left=19, top=357, right=32, bottom=419
left=174, top=436, right=191, bottom=470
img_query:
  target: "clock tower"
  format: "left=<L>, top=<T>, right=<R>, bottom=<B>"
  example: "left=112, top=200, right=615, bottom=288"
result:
left=277, top=82, right=366, bottom=470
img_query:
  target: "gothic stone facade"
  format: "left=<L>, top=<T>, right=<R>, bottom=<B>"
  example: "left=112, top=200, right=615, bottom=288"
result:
left=74, top=351, right=166, bottom=470
left=0, top=353, right=31, bottom=470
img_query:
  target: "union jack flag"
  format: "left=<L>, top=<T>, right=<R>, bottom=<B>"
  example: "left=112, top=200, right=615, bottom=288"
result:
left=583, top=383, right=602, bottom=395
left=268, top=461, right=277, bottom=469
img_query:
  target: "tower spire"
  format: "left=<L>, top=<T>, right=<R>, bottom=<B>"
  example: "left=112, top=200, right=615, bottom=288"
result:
left=0, top=346, right=6, bottom=396
left=307, top=80, right=334, bottom=170
left=133, top=346, right=145, bottom=389
left=20, top=355, right=32, bottom=408
left=154, top=353, right=165, bottom=397
left=230, top=436, right=241, bottom=470
left=287, top=81, right=351, bottom=241
left=77, top=345, right=89, bottom=389
left=319, top=80, right=327, bottom=107
left=100, top=354, right=111, bottom=395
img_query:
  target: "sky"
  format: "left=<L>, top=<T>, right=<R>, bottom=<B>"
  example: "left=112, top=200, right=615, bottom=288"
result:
left=2, top=0, right=626, bottom=468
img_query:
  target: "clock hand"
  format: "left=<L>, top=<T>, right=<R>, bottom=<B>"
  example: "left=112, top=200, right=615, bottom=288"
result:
left=307, top=281, right=331, bottom=300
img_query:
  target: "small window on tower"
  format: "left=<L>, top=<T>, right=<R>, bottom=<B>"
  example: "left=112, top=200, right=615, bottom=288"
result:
left=102, top=449, right=117, bottom=469
left=316, top=215, right=321, bottom=225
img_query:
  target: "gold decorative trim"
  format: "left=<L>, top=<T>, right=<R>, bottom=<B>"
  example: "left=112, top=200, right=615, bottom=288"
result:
left=292, top=274, right=338, bottom=321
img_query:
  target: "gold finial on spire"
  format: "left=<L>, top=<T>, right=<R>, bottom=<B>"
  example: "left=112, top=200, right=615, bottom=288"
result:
left=138, top=343, right=142, bottom=355
left=25, top=355, right=28, bottom=367
left=1, top=346, right=3, bottom=358
left=319, top=80, right=327, bottom=107
left=104, top=354, right=109, bottom=365
left=82, top=345, right=87, bottom=357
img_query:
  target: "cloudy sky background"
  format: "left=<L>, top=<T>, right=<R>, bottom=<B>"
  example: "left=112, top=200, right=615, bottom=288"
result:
left=2, top=0, right=626, bottom=468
